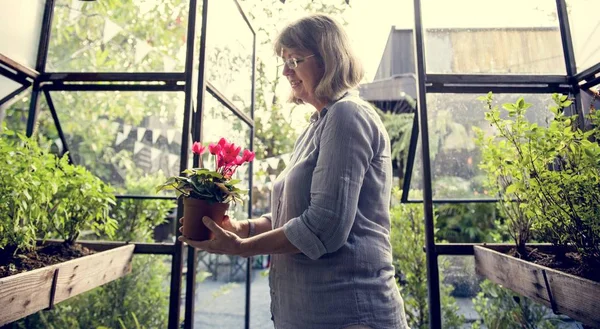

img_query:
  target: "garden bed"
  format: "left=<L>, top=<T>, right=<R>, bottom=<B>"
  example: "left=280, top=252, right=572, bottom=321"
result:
left=0, top=243, right=134, bottom=326
left=474, top=245, right=600, bottom=328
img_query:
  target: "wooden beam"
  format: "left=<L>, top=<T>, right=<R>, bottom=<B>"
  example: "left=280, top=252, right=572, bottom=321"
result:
left=0, top=53, right=39, bottom=79
left=474, top=246, right=600, bottom=328
left=0, top=244, right=134, bottom=326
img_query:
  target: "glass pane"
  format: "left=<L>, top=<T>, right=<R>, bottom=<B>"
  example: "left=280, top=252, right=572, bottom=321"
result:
left=206, top=0, right=253, bottom=116
left=0, top=75, right=22, bottom=101
left=193, top=250, right=248, bottom=328
left=47, top=0, right=189, bottom=72
left=435, top=202, right=506, bottom=243
left=409, top=94, right=555, bottom=200
left=44, top=91, right=186, bottom=196
left=17, top=254, right=172, bottom=328
left=193, top=93, right=251, bottom=329
left=1, top=86, right=31, bottom=134
left=0, top=0, right=44, bottom=68
left=202, top=93, right=251, bottom=220
left=390, top=201, right=469, bottom=327
left=567, top=0, right=600, bottom=73
left=582, top=86, right=600, bottom=117
left=422, top=0, right=565, bottom=74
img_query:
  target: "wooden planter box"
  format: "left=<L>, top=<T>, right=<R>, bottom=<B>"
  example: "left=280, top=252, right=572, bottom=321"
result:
left=0, top=244, right=134, bottom=326
left=474, top=245, right=600, bottom=328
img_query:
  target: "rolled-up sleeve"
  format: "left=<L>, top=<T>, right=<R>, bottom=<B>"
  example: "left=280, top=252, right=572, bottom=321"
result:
left=283, top=101, right=377, bottom=260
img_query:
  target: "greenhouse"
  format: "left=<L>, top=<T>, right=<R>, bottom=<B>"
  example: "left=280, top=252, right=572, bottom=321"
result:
left=0, top=0, right=599, bottom=328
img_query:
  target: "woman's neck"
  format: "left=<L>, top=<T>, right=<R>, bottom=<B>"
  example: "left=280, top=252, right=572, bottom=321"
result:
left=307, top=98, right=328, bottom=112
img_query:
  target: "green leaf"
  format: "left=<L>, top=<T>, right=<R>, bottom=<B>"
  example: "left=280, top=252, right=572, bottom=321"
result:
left=502, top=103, right=516, bottom=111
left=516, top=97, right=525, bottom=108
left=504, top=184, right=517, bottom=195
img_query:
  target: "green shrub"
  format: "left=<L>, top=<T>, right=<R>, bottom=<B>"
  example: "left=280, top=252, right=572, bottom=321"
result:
left=0, top=126, right=116, bottom=252
left=472, top=280, right=564, bottom=329
left=475, top=93, right=600, bottom=261
left=19, top=173, right=174, bottom=329
left=50, top=159, right=117, bottom=244
left=0, top=128, right=58, bottom=252
left=436, top=202, right=506, bottom=243
left=390, top=189, right=463, bottom=329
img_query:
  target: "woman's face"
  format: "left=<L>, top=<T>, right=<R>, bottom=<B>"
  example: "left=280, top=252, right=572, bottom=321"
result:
left=280, top=47, right=323, bottom=107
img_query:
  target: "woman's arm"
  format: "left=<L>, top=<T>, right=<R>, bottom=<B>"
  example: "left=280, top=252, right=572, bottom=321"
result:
left=178, top=216, right=299, bottom=257
left=233, top=215, right=272, bottom=238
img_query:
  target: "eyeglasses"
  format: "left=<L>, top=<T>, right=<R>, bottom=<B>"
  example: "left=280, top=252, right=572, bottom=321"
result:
left=278, top=54, right=315, bottom=69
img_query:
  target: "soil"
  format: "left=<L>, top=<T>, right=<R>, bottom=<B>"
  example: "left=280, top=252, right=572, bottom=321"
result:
left=508, top=247, right=600, bottom=283
left=0, top=242, right=94, bottom=279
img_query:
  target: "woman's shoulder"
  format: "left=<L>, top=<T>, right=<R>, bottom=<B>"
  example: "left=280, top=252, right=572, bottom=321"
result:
left=327, top=91, right=379, bottom=122
left=326, top=91, right=386, bottom=133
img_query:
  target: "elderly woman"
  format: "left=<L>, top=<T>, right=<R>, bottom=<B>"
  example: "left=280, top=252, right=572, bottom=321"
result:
left=180, top=13, right=409, bottom=329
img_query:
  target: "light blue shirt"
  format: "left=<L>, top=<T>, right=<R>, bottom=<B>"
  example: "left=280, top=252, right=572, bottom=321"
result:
left=266, top=90, right=409, bottom=329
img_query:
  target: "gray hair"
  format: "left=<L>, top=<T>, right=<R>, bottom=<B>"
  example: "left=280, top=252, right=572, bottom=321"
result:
left=274, top=14, right=364, bottom=104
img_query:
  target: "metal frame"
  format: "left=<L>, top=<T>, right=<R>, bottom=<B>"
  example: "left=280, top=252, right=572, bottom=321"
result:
left=0, top=84, right=29, bottom=108
left=0, top=1, right=255, bottom=329
left=3, top=0, right=597, bottom=328
left=411, top=1, right=441, bottom=328
left=407, top=0, right=600, bottom=328
left=184, top=0, right=204, bottom=326
left=42, top=89, right=73, bottom=164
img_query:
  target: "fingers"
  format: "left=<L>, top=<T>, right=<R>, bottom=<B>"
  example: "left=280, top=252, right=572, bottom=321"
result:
left=178, top=235, right=226, bottom=254
left=178, top=236, right=212, bottom=250
left=202, top=216, right=226, bottom=238
left=179, top=217, right=184, bottom=224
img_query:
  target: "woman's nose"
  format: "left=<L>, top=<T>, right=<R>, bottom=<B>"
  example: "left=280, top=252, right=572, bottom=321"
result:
left=282, top=64, right=293, bottom=76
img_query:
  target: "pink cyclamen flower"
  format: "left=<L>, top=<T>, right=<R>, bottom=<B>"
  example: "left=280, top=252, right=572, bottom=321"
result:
left=192, top=142, right=205, bottom=155
left=208, top=143, right=221, bottom=155
left=242, top=149, right=255, bottom=162
left=235, top=155, right=244, bottom=166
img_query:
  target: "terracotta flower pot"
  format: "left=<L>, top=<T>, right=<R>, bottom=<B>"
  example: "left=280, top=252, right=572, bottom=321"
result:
left=182, top=198, right=229, bottom=241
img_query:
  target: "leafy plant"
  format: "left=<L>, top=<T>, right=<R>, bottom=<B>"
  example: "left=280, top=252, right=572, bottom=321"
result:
left=157, top=139, right=254, bottom=204
left=50, top=160, right=117, bottom=244
left=372, top=104, right=415, bottom=172
left=390, top=188, right=463, bottom=329
left=475, top=93, right=600, bottom=262
left=436, top=202, right=507, bottom=243
left=19, top=175, right=174, bottom=329
left=111, top=172, right=174, bottom=242
left=472, top=280, right=564, bottom=329
left=0, top=127, right=58, bottom=253
left=1, top=126, right=116, bottom=251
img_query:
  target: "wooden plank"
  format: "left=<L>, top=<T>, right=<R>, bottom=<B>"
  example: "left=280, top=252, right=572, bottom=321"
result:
left=53, top=244, right=134, bottom=304
left=0, top=265, right=55, bottom=325
left=0, top=53, right=39, bottom=79
left=474, top=246, right=600, bottom=328
left=0, top=244, right=134, bottom=326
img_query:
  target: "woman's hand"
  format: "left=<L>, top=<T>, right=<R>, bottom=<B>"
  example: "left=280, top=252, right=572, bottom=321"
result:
left=178, top=216, right=247, bottom=256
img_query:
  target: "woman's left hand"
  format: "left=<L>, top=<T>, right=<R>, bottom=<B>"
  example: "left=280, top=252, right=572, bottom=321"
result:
left=178, top=216, right=246, bottom=256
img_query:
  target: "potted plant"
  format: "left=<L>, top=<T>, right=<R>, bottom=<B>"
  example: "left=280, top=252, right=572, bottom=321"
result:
left=0, top=127, right=133, bottom=326
left=473, top=93, right=600, bottom=327
left=157, top=138, right=254, bottom=241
